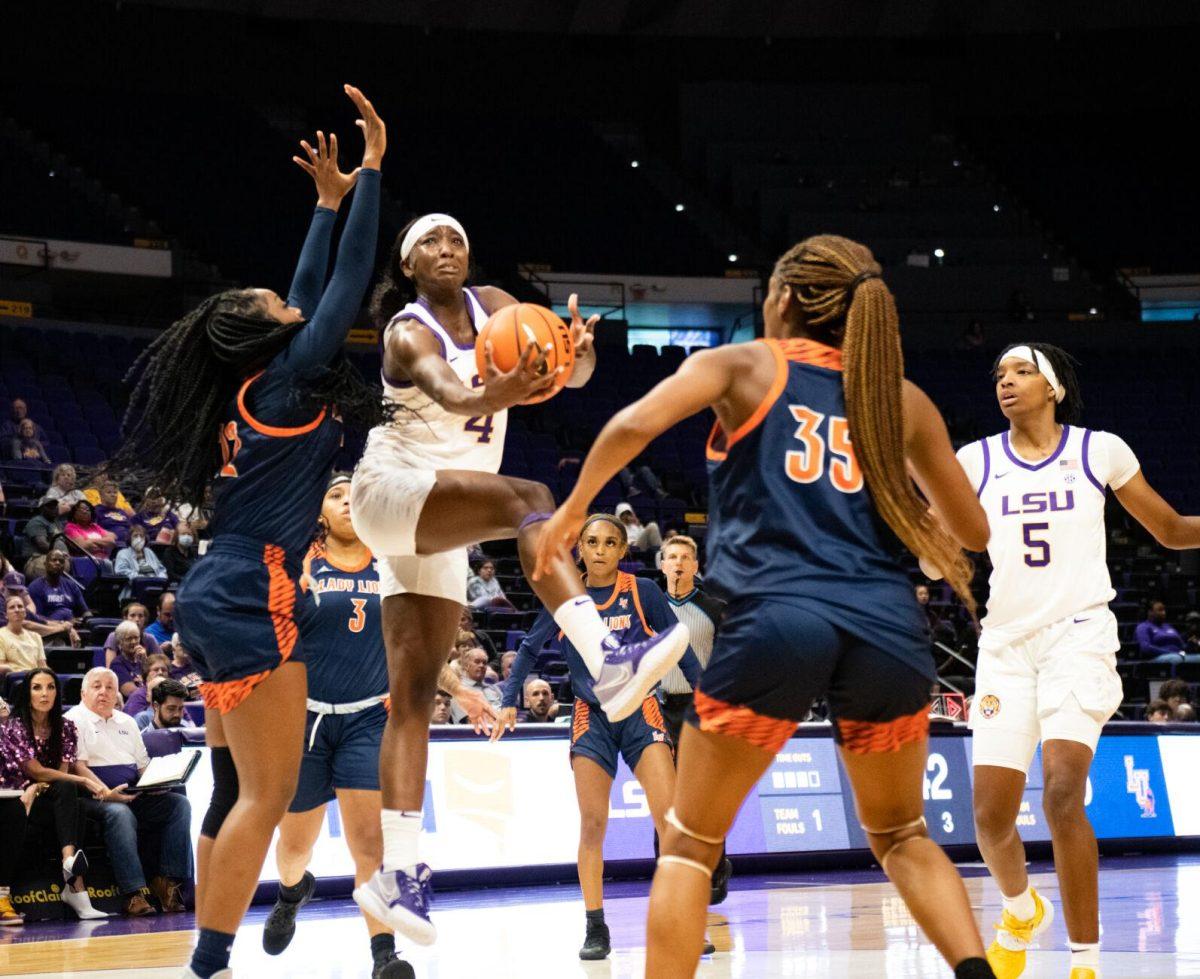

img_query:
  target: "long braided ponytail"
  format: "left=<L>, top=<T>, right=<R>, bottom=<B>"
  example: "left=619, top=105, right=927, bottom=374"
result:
left=773, top=235, right=975, bottom=613
left=105, top=289, right=382, bottom=510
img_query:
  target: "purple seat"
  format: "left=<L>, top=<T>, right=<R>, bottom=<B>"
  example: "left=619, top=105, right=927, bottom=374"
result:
left=142, top=728, right=184, bottom=758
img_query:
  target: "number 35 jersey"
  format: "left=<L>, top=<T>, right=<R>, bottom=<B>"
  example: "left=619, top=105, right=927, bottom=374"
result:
left=957, top=426, right=1140, bottom=646
left=298, top=541, right=388, bottom=704
left=704, top=337, right=930, bottom=669
left=367, top=287, right=508, bottom=474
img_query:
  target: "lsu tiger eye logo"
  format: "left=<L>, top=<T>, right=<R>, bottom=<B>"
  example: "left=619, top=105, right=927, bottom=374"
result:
left=978, top=694, right=1001, bottom=719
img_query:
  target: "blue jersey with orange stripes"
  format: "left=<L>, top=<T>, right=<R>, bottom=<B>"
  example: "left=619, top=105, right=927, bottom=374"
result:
left=299, top=542, right=388, bottom=704
left=705, top=337, right=930, bottom=670
left=502, top=572, right=703, bottom=710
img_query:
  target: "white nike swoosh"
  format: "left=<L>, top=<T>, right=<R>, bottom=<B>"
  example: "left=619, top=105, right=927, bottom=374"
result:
left=593, top=662, right=633, bottom=698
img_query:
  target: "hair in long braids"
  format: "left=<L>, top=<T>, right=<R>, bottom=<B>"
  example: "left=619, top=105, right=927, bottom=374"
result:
left=14, top=667, right=65, bottom=769
left=772, top=234, right=976, bottom=613
left=105, top=289, right=383, bottom=510
left=993, top=342, right=1083, bottom=424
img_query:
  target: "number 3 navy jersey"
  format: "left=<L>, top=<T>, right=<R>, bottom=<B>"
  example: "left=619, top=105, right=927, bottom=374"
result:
left=299, top=541, right=388, bottom=704
left=704, top=337, right=930, bottom=672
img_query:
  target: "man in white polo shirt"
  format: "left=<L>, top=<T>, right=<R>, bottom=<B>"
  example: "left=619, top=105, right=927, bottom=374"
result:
left=68, top=668, right=192, bottom=916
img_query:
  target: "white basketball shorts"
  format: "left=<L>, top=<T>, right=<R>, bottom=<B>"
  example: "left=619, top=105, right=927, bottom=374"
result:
left=970, top=605, right=1123, bottom=773
left=350, top=446, right=467, bottom=605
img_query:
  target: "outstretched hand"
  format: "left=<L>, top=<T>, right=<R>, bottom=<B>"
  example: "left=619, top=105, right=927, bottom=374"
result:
left=293, top=130, right=359, bottom=211
left=343, top=84, right=386, bottom=169
left=567, top=292, right=600, bottom=361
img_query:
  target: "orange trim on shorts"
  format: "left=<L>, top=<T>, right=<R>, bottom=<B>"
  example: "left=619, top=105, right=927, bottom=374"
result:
left=836, top=703, right=930, bottom=755
left=641, top=695, right=666, bottom=732
left=199, top=543, right=300, bottom=716
left=706, top=339, right=789, bottom=462
left=572, top=699, right=591, bottom=744
left=776, top=337, right=844, bottom=371
left=237, top=371, right=327, bottom=438
left=693, top=689, right=798, bottom=754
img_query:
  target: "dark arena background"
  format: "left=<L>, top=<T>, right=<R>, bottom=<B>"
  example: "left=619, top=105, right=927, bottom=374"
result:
left=2, top=2, right=1199, bottom=977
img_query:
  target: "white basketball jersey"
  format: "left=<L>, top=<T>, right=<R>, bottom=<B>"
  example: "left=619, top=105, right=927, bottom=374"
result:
left=957, top=426, right=1139, bottom=646
left=368, top=288, right=507, bottom=474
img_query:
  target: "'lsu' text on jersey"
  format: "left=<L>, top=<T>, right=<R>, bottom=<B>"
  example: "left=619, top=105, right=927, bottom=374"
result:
left=704, top=337, right=930, bottom=671
left=957, top=425, right=1139, bottom=645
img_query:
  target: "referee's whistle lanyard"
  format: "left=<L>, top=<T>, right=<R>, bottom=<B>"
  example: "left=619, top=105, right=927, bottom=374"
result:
left=305, top=694, right=388, bottom=750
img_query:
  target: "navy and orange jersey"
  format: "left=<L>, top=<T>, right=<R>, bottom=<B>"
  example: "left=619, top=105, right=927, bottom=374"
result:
left=205, top=169, right=381, bottom=564
left=501, top=572, right=703, bottom=710
left=705, top=337, right=931, bottom=673
left=298, top=541, right=388, bottom=705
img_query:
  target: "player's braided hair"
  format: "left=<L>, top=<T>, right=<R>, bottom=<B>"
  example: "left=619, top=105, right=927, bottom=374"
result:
left=992, top=342, right=1083, bottom=425
left=773, top=234, right=976, bottom=614
left=105, top=290, right=382, bottom=510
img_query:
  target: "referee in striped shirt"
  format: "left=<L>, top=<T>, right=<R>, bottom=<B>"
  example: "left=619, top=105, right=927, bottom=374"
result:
left=657, top=534, right=733, bottom=903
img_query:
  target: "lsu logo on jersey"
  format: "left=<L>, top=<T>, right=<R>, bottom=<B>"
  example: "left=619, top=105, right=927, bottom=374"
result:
left=1000, top=491, right=1075, bottom=516
left=977, top=694, right=1001, bottom=719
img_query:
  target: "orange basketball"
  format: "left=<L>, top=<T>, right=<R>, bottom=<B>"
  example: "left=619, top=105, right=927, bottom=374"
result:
left=474, top=302, right=575, bottom=405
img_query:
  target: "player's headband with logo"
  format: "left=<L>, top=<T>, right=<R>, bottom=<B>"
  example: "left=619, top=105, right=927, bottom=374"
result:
left=999, top=344, right=1065, bottom=404
left=580, top=512, right=629, bottom=544
left=400, top=214, right=469, bottom=263
left=326, top=473, right=352, bottom=493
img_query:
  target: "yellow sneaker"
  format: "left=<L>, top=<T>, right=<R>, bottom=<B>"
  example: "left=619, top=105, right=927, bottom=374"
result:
left=0, top=893, right=23, bottom=926
left=1068, top=969, right=1097, bottom=979
left=985, top=888, right=1054, bottom=979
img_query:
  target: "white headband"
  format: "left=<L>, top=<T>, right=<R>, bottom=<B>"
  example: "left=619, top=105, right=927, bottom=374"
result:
left=400, top=214, right=469, bottom=263
left=1001, top=345, right=1064, bottom=403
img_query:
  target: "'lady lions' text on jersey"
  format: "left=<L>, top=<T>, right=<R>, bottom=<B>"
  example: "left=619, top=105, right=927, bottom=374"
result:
left=956, top=425, right=1139, bottom=646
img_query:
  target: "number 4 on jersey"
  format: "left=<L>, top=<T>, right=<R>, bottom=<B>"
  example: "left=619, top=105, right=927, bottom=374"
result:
left=785, top=405, right=863, bottom=493
left=465, top=374, right=495, bottom=444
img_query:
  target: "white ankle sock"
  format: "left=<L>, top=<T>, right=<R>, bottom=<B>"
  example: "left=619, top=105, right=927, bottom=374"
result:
left=1069, top=941, right=1100, bottom=970
left=1002, top=884, right=1036, bottom=921
left=381, top=809, right=422, bottom=874
left=553, top=596, right=615, bottom=678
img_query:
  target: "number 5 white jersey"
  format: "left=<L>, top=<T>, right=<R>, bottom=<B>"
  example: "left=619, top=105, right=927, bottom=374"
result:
left=368, top=287, right=507, bottom=474
left=956, top=425, right=1139, bottom=646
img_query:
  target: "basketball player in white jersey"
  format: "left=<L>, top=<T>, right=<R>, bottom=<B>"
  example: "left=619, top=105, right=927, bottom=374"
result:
left=348, top=215, right=691, bottom=945
left=952, top=343, right=1200, bottom=979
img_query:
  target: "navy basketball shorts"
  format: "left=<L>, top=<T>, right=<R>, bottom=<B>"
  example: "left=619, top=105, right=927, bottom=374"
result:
left=290, top=704, right=386, bottom=813
left=690, top=598, right=935, bottom=756
left=570, top=696, right=672, bottom=779
left=175, top=538, right=305, bottom=715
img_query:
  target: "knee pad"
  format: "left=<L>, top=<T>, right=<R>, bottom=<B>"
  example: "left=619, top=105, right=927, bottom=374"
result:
left=200, top=746, right=239, bottom=840
left=861, top=815, right=928, bottom=871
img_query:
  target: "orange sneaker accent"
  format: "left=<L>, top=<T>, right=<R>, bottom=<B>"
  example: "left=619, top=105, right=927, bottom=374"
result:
left=693, top=689, right=798, bottom=754
left=836, top=703, right=930, bottom=755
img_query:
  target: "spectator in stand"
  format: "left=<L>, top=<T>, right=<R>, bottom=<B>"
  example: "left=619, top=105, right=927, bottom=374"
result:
left=135, top=677, right=192, bottom=732
left=106, top=621, right=148, bottom=700
left=614, top=502, right=662, bottom=552
left=9, top=418, right=51, bottom=464
left=167, top=637, right=202, bottom=694
left=28, top=550, right=91, bottom=625
left=0, top=398, right=46, bottom=444
left=431, top=690, right=453, bottom=725
left=618, top=462, right=669, bottom=501
left=145, top=593, right=176, bottom=647
left=92, top=479, right=135, bottom=549
left=1159, top=679, right=1192, bottom=714
left=68, top=668, right=192, bottom=916
left=467, top=559, right=514, bottom=610
left=21, top=496, right=68, bottom=562
left=101, top=600, right=162, bottom=661
left=1145, top=700, right=1173, bottom=723
left=65, top=501, right=117, bottom=562
left=519, top=677, right=558, bottom=723
left=500, top=650, right=517, bottom=681
left=1136, top=601, right=1190, bottom=662
left=113, top=526, right=168, bottom=601
left=0, top=594, right=48, bottom=676
left=133, top=490, right=178, bottom=544
left=915, top=582, right=959, bottom=646
left=449, top=647, right=502, bottom=722
left=3, top=557, right=78, bottom=647
left=84, top=474, right=134, bottom=513
left=0, top=667, right=108, bottom=920
left=160, top=520, right=198, bottom=581
left=44, top=465, right=86, bottom=516
left=458, top=606, right=498, bottom=661
left=122, top=654, right=173, bottom=716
